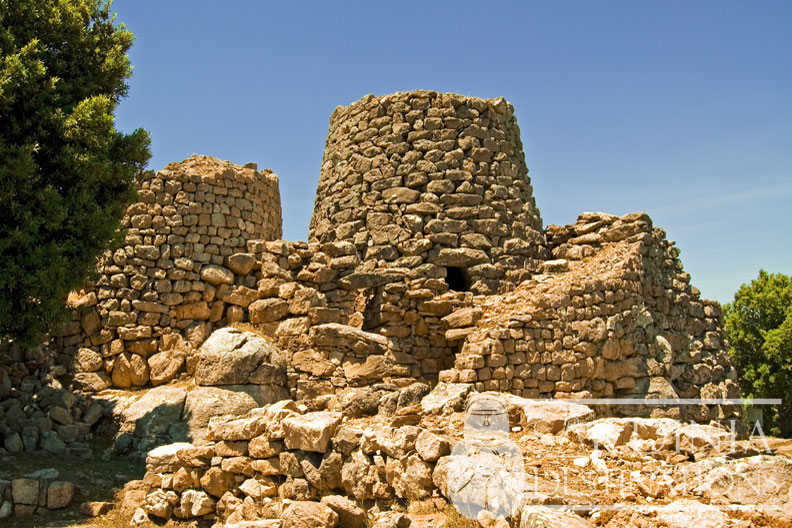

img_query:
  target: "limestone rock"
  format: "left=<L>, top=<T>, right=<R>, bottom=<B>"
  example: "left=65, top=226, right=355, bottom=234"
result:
left=655, top=499, right=729, bottom=528
left=693, top=455, right=792, bottom=520
left=207, top=412, right=269, bottom=441
left=116, top=385, right=187, bottom=446
left=442, top=307, right=483, bottom=329
left=147, top=349, right=185, bottom=386
left=226, top=253, right=257, bottom=275
left=283, top=411, right=342, bottom=452
left=311, top=323, right=389, bottom=353
left=195, top=327, right=286, bottom=386
left=521, top=400, right=595, bottom=435
left=519, top=505, right=593, bottom=528
left=112, top=352, right=150, bottom=387
left=72, top=372, right=111, bottom=392
left=179, top=489, right=216, bottom=517
left=183, top=385, right=277, bottom=444
left=143, top=489, right=179, bottom=518
left=385, top=454, right=434, bottom=500
left=343, top=355, right=392, bottom=385
left=567, top=419, right=634, bottom=450
left=341, top=450, right=392, bottom=500
left=321, top=495, right=366, bottom=528
left=249, top=298, right=289, bottom=323
left=73, top=347, right=103, bottom=372
left=420, top=383, right=472, bottom=415
left=281, top=501, right=339, bottom=528
left=415, top=430, right=451, bottom=461
left=200, top=467, right=236, bottom=498
left=200, top=264, right=234, bottom=285
left=372, top=511, right=411, bottom=528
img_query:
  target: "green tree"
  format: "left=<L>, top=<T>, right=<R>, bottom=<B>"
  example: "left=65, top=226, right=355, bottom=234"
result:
left=724, top=270, right=792, bottom=437
left=0, top=0, right=150, bottom=345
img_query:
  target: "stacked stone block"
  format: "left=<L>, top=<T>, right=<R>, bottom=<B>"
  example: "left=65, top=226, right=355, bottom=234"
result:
left=310, top=90, right=549, bottom=295
left=439, top=212, right=740, bottom=421
left=48, top=156, right=281, bottom=391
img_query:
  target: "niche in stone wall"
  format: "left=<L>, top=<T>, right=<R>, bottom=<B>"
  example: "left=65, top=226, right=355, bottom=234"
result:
left=444, top=267, right=471, bottom=292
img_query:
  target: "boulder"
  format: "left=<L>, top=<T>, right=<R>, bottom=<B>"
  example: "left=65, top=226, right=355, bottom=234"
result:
left=420, top=383, right=472, bottom=415
left=195, top=328, right=286, bottom=386
left=341, top=450, right=392, bottom=499
left=11, top=479, right=38, bottom=505
left=442, top=307, right=483, bottom=329
left=385, top=454, right=434, bottom=500
left=361, top=425, right=422, bottom=459
left=115, top=385, right=187, bottom=447
left=147, top=349, right=185, bottom=386
left=72, top=372, right=111, bottom=392
left=207, top=412, right=268, bottom=441
left=249, top=298, right=289, bottom=323
left=520, top=400, right=595, bottom=434
left=655, top=499, right=729, bottom=528
left=299, top=451, right=343, bottom=491
left=372, top=511, right=412, bottom=528
left=281, top=501, right=339, bottom=528
left=73, top=347, right=103, bottom=372
left=112, top=352, right=150, bottom=387
left=283, top=411, right=342, bottom=452
left=46, top=481, right=75, bottom=509
left=343, top=355, right=392, bottom=385
left=518, top=505, right=593, bottom=528
left=693, top=455, right=792, bottom=520
left=200, top=467, right=236, bottom=498
left=321, top=495, right=366, bottom=528
left=143, top=489, right=179, bottom=519
left=339, top=387, right=381, bottom=418
left=183, top=385, right=282, bottom=444
left=567, top=419, right=634, bottom=450
left=226, top=253, right=257, bottom=275
left=179, top=489, right=216, bottom=517
left=415, top=430, right=451, bottom=462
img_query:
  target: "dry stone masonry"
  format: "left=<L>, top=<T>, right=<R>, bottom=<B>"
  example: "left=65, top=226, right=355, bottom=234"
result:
left=49, top=156, right=281, bottom=392
left=1, top=89, right=780, bottom=527
left=40, top=91, right=739, bottom=419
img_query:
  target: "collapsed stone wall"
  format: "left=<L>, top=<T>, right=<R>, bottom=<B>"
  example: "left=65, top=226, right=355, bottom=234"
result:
left=130, top=389, right=760, bottom=526
left=310, top=90, right=549, bottom=295
left=48, top=156, right=281, bottom=392
left=438, top=212, right=740, bottom=421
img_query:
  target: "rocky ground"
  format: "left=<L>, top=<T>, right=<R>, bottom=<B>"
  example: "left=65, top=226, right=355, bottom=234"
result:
left=2, top=389, right=792, bottom=528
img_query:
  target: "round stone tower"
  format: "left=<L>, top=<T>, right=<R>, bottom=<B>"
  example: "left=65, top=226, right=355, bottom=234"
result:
left=309, top=90, right=548, bottom=294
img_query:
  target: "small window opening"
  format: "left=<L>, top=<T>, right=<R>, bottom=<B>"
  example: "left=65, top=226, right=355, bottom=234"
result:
left=445, top=267, right=470, bottom=292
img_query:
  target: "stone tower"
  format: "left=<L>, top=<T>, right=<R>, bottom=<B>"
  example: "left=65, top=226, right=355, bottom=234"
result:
left=309, top=90, right=549, bottom=295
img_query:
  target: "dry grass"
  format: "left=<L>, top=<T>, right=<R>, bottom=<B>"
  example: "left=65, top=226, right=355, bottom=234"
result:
left=0, top=439, right=145, bottom=528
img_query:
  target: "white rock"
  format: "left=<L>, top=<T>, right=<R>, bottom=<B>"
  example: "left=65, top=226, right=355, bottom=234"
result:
left=283, top=411, right=342, bottom=452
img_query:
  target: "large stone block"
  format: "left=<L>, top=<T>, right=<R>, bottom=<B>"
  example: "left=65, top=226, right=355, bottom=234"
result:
left=195, top=328, right=286, bottom=386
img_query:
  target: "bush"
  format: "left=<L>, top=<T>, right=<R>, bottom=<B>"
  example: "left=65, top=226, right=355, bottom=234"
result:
left=0, top=0, right=150, bottom=344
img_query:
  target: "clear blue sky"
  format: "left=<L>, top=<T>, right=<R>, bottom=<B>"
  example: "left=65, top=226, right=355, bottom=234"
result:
left=112, top=1, right=791, bottom=305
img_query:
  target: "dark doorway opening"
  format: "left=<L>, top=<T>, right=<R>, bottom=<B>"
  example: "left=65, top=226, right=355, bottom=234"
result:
left=445, top=266, right=470, bottom=292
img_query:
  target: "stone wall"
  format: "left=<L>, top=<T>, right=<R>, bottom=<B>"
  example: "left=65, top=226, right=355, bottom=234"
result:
left=42, top=91, right=740, bottom=423
left=310, top=90, right=549, bottom=295
left=48, top=156, right=282, bottom=392
left=438, top=212, right=740, bottom=421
